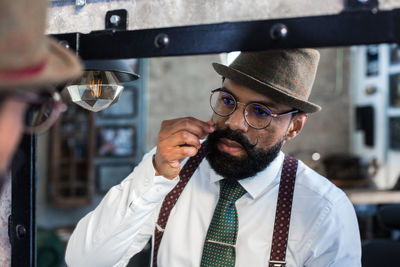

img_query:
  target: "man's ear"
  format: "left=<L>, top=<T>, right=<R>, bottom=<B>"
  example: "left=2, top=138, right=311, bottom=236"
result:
left=285, top=113, right=308, bottom=142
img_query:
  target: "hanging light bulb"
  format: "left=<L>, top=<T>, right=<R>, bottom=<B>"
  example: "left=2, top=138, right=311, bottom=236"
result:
left=66, top=60, right=139, bottom=112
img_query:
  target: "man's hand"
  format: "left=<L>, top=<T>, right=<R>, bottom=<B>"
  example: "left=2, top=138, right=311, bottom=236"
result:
left=153, top=117, right=215, bottom=179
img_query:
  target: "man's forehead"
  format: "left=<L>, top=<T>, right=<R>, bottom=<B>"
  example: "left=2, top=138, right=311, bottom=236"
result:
left=222, top=78, right=288, bottom=110
left=222, top=78, right=264, bottom=98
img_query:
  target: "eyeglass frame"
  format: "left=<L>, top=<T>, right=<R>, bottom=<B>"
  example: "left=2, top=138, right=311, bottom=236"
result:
left=209, top=88, right=299, bottom=130
left=0, top=89, right=67, bottom=134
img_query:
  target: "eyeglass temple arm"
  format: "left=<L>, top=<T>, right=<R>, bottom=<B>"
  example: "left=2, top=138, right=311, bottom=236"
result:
left=271, top=109, right=299, bottom=118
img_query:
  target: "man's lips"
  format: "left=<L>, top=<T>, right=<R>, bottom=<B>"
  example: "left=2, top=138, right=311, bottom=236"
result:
left=217, top=138, right=245, bottom=155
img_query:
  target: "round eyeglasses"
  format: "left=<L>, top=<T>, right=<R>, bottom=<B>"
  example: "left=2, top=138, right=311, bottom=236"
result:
left=210, top=88, right=299, bottom=129
left=3, top=90, right=67, bottom=135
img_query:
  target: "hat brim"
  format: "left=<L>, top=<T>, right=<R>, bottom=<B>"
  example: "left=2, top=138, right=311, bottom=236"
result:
left=0, top=37, right=83, bottom=90
left=212, top=62, right=321, bottom=113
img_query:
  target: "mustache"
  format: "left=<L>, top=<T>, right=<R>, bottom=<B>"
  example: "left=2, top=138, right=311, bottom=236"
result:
left=208, top=128, right=257, bottom=152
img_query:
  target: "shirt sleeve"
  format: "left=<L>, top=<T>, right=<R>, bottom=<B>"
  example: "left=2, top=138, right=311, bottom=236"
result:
left=65, top=148, right=179, bottom=267
left=303, top=193, right=362, bottom=267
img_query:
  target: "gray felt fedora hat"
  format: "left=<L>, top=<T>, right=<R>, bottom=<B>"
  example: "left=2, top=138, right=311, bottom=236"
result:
left=212, top=49, right=321, bottom=113
left=0, top=0, right=82, bottom=90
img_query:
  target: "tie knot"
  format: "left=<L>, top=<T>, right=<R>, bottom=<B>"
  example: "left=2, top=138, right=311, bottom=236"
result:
left=219, top=179, right=246, bottom=202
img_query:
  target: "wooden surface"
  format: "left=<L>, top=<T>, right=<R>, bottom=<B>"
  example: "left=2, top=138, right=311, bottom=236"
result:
left=344, top=189, right=400, bottom=205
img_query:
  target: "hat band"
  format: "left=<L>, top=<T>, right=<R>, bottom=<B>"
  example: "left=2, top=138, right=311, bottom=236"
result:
left=0, top=60, right=47, bottom=80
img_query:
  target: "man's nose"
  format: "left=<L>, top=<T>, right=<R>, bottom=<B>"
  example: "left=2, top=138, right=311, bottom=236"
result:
left=224, top=104, right=249, bottom=132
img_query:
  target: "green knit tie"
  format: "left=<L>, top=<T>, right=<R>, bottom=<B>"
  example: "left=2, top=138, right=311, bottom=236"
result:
left=200, top=179, right=247, bottom=267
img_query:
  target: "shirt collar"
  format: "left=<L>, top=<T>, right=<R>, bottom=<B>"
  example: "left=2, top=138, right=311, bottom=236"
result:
left=208, top=151, right=285, bottom=199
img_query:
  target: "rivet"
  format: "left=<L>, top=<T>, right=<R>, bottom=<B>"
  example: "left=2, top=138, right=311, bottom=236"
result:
left=59, top=40, right=70, bottom=49
left=270, top=23, right=288, bottom=40
left=16, top=224, right=27, bottom=239
left=110, top=15, right=121, bottom=26
left=154, top=33, right=170, bottom=49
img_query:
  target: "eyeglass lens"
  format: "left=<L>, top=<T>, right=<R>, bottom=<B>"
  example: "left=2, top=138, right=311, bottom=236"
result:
left=245, top=103, right=273, bottom=128
left=24, top=93, right=66, bottom=134
left=210, top=90, right=236, bottom=116
left=210, top=90, right=273, bottom=129
left=26, top=102, right=52, bottom=125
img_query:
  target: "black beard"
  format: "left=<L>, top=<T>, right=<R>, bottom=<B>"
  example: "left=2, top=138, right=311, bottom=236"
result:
left=205, top=128, right=284, bottom=180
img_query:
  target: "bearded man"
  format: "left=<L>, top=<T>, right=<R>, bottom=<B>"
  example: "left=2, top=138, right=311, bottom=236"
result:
left=66, top=49, right=361, bottom=267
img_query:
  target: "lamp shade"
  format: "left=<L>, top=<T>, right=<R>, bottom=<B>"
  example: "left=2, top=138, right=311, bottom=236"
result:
left=84, top=60, right=139, bottom=82
left=66, top=59, right=139, bottom=112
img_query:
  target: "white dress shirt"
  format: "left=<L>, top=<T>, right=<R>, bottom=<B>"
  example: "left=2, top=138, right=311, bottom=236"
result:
left=65, top=148, right=361, bottom=267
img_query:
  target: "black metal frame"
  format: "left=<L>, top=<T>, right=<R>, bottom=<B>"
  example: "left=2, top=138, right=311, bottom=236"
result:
left=10, top=135, right=36, bottom=267
left=53, top=9, right=400, bottom=60
left=11, top=6, right=400, bottom=267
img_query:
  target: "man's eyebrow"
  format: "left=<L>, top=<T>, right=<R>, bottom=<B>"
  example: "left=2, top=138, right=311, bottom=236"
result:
left=220, top=86, right=280, bottom=110
left=220, top=87, right=237, bottom=99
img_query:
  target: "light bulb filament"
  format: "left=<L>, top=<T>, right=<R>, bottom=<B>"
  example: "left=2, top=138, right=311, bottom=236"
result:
left=89, top=79, right=102, bottom=97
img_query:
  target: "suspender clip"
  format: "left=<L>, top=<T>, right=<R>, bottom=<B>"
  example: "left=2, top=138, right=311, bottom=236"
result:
left=155, top=223, right=165, bottom=232
left=269, top=260, right=286, bottom=266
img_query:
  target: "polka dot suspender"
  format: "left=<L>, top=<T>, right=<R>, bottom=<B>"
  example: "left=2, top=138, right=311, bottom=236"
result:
left=268, top=155, right=298, bottom=267
left=152, top=142, right=298, bottom=267
left=152, top=143, right=208, bottom=267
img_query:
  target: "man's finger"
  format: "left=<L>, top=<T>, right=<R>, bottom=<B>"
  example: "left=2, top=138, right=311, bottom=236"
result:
left=161, top=146, right=199, bottom=164
left=159, top=117, right=214, bottom=141
left=160, top=130, right=202, bottom=149
left=174, top=145, right=198, bottom=159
